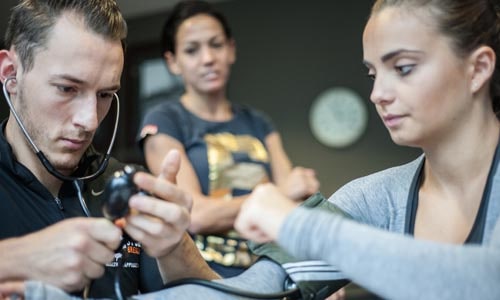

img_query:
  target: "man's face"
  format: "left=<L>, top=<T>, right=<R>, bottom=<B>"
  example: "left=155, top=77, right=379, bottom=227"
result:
left=13, top=12, right=124, bottom=174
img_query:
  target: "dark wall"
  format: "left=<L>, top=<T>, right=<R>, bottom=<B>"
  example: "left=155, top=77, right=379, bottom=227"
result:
left=0, top=42, right=6, bottom=121
left=0, top=0, right=17, bottom=121
left=0, top=0, right=422, bottom=197
left=121, top=0, right=422, bottom=197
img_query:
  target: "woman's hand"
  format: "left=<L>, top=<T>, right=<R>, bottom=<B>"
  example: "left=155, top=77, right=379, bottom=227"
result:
left=235, top=183, right=298, bottom=243
left=280, top=167, right=320, bottom=201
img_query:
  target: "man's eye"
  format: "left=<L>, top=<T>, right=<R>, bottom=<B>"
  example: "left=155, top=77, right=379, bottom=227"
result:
left=395, top=65, right=415, bottom=76
left=98, top=92, right=114, bottom=100
left=366, top=73, right=376, bottom=81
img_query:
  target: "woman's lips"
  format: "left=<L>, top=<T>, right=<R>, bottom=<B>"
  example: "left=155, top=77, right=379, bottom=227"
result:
left=383, top=114, right=405, bottom=128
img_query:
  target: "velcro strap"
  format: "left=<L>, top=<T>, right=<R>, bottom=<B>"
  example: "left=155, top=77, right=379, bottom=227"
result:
left=248, top=193, right=351, bottom=300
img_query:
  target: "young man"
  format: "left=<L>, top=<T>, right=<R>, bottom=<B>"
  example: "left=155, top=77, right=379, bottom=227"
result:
left=0, top=0, right=217, bottom=298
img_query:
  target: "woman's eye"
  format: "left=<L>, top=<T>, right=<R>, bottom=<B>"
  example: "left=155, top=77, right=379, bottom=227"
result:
left=210, top=41, right=224, bottom=49
left=184, top=47, right=198, bottom=55
left=57, top=85, right=76, bottom=93
left=366, top=73, right=376, bottom=81
left=395, top=64, right=415, bottom=76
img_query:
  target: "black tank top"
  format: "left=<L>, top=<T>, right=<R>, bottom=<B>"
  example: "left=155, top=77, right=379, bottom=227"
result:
left=404, top=143, right=499, bottom=244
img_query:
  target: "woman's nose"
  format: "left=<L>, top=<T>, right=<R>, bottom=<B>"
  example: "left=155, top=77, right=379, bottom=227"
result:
left=370, top=76, right=395, bottom=105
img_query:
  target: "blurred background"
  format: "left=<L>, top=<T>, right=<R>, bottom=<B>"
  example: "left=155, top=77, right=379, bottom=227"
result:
left=0, top=0, right=422, bottom=197
left=0, top=0, right=421, bottom=198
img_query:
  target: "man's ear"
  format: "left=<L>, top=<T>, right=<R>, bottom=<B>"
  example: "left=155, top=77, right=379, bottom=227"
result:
left=164, top=51, right=181, bottom=76
left=0, top=49, right=19, bottom=94
left=469, top=45, right=496, bottom=94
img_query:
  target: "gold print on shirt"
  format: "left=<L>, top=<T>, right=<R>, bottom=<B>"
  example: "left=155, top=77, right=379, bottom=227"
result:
left=198, top=132, right=269, bottom=267
left=204, top=133, right=269, bottom=198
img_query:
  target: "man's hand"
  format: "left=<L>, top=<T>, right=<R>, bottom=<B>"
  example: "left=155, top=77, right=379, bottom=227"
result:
left=3, top=218, right=121, bottom=292
left=125, top=149, right=192, bottom=259
left=0, top=281, right=24, bottom=300
left=326, top=287, right=346, bottom=300
left=235, top=183, right=298, bottom=244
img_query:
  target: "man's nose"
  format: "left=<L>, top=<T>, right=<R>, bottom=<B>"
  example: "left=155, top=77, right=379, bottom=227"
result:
left=73, top=95, right=99, bottom=132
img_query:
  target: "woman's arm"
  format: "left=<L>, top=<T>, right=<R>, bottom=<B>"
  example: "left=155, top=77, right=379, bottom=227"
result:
left=280, top=207, right=500, bottom=300
left=236, top=183, right=500, bottom=300
left=144, top=133, right=246, bottom=234
left=265, top=132, right=319, bottom=200
left=19, top=259, right=287, bottom=300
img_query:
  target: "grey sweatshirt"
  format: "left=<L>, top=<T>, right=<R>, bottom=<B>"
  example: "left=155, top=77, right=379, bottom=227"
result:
left=277, top=156, right=500, bottom=300
left=279, top=208, right=500, bottom=300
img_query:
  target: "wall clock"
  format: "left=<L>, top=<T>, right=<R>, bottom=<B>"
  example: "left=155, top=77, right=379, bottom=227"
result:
left=309, top=87, right=368, bottom=148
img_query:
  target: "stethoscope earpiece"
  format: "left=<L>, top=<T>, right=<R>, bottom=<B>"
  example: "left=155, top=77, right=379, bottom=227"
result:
left=3, top=76, right=15, bottom=96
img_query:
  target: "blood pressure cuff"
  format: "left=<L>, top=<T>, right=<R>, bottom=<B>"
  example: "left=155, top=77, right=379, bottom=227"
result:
left=247, top=192, right=351, bottom=300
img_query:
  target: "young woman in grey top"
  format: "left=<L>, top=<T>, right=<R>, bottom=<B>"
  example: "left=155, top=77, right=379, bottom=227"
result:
left=235, top=0, right=500, bottom=299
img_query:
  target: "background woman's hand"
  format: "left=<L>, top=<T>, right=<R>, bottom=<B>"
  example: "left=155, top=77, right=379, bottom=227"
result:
left=280, top=167, right=320, bottom=201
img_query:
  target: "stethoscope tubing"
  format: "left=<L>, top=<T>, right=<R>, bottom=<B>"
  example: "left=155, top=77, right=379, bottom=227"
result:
left=2, top=76, right=120, bottom=182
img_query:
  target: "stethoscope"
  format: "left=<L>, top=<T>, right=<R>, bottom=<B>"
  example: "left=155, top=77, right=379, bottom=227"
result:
left=2, top=76, right=120, bottom=217
left=3, top=77, right=308, bottom=300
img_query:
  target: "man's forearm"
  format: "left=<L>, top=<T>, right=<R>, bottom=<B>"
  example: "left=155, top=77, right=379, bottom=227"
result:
left=0, top=236, right=30, bottom=281
left=157, top=233, right=220, bottom=282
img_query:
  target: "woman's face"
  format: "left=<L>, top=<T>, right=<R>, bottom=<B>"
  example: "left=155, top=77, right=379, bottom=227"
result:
left=362, top=7, right=472, bottom=148
left=168, top=14, right=235, bottom=96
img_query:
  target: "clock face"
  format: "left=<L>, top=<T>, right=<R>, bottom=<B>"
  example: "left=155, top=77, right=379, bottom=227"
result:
left=309, top=87, right=368, bottom=148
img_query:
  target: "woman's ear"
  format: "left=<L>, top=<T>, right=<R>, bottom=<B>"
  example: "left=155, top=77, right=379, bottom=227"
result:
left=164, top=51, right=181, bottom=76
left=228, top=38, right=236, bottom=65
left=0, top=49, right=19, bottom=94
left=469, top=45, right=496, bottom=94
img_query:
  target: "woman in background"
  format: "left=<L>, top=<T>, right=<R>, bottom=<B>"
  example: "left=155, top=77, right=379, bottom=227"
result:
left=138, top=0, right=319, bottom=278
